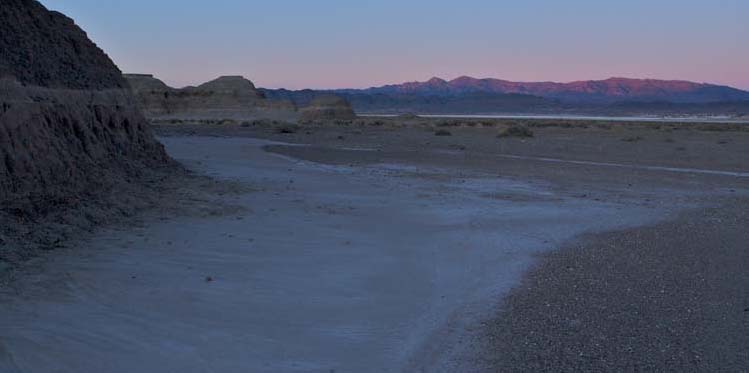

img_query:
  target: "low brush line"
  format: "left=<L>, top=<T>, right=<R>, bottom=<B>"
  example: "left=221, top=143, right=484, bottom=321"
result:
left=494, top=153, right=749, bottom=178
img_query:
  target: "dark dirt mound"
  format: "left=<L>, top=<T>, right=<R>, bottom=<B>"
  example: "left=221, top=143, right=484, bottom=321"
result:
left=0, top=0, right=175, bottom=269
left=0, top=0, right=125, bottom=89
left=497, top=124, right=534, bottom=138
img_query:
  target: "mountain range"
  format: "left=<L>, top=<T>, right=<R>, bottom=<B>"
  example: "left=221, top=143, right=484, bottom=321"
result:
left=261, top=77, right=749, bottom=116
left=351, top=77, right=749, bottom=104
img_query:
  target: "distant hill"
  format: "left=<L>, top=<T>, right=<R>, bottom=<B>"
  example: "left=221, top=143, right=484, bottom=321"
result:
left=125, top=74, right=296, bottom=119
left=350, top=76, right=749, bottom=104
left=261, top=77, right=749, bottom=116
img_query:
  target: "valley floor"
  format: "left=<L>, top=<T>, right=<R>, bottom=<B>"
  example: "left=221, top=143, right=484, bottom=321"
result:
left=1, top=121, right=747, bottom=372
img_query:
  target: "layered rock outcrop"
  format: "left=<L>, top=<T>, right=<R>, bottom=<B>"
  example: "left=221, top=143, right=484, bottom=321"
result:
left=300, top=95, right=357, bottom=121
left=124, top=74, right=296, bottom=119
left=0, top=0, right=172, bottom=209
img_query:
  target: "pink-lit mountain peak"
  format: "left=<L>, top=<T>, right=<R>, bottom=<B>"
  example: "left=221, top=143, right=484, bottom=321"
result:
left=366, top=76, right=749, bottom=103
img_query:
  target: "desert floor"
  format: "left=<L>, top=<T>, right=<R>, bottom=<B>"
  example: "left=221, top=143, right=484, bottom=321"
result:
left=1, top=121, right=747, bottom=372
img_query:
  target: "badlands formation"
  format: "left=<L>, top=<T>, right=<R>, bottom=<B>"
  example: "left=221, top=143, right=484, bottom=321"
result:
left=124, top=74, right=298, bottom=120
left=2, top=1, right=747, bottom=372
left=299, top=95, right=358, bottom=121
left=0, top=0, right=172, bottom=211
left=125, top=74, right=359, bottom=122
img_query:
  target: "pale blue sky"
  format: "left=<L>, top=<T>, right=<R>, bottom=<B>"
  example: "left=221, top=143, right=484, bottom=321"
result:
left=40, top=0, right=749, bottom=90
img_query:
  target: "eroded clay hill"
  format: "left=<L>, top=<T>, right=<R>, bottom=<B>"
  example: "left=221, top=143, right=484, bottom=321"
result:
left=300, top=95, right=357, bottom=121
left=124, top=74, right=296, bottom=119
left=0, top=0, right=173, bottom=210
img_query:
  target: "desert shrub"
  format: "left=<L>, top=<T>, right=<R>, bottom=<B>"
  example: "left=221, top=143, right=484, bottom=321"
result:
left=437, top=120, right=461, bottom=127
left=276, top=124, right=300, bottom=134
left=244, top=119, right=277, bottom=127
left=698, top=123, right=747, bottom=132
left=435, top=129, right=452, bottom=136
left=596, top=123, right=612, bottom=130
left=621, top=136, right=644, bottom=142
left=497, top=125, right=534, bottom=138
left=397, top=113, right=420, bottom=120
left=697, top=124, right=731, bottom=132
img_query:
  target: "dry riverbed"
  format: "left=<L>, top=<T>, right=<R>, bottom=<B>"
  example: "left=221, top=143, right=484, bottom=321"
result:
left=1, top=120, right=748, bottom=372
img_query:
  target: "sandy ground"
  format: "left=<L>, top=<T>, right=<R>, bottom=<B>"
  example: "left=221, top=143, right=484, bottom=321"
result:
left=2, top=121, right=748, bottom=372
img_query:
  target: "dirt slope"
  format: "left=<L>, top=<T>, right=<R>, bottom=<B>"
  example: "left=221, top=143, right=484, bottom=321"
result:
left=0, top=0, right=174, bottom=266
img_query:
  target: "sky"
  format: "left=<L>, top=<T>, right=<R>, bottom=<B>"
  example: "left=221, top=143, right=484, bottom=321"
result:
left=40, top=0, right=749, bottom=90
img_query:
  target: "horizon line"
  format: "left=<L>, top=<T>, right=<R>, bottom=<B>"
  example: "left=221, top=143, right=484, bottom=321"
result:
left=129, top=73, right=749, bottom=92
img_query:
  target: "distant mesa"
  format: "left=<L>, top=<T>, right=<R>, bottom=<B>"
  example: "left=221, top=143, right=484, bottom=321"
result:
left=124, top=73, right=172, bottom=96
left=124, top=74, right=296, bottom=120
left=197, top=75, right=262, bottom=95
left=300, top=95, right=357, bottom=121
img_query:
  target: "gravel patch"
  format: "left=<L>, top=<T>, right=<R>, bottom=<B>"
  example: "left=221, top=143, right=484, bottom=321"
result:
left=480, top=199, right=749, bottom=371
